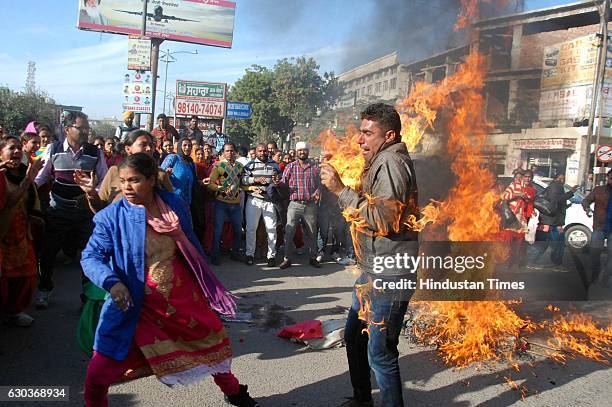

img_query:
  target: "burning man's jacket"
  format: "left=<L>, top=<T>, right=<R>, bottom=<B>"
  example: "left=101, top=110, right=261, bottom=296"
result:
left=338, top=142, right=419, bottom=277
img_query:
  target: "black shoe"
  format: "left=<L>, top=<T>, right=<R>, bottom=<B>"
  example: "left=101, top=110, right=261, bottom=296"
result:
left=338, top=398, right=373, bottom=407
left=267, top=257, right=276, bottom=267
left=212, top=256, right=221, bottom=266
left=245, top=256, right=254, bottom=266
left=224, top=384, right=259, bottom=407
left=309, top=257, right=322, bottom=268
left=279, top=259, right=292, bottom=269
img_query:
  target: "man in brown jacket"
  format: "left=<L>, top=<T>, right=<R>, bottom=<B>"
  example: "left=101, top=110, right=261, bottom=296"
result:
left=582, top=169, right=612, bottom=286
left=321, top=103, right=418, bottom=407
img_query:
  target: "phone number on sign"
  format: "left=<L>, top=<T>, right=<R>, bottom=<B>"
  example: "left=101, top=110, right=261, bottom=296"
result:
left=176, top=102, right=224, bottom=117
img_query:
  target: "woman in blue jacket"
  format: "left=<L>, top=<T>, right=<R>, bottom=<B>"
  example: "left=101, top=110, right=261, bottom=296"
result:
left=81, top=153, right=257, bottom=407
left=160, top=137, right=195, bottom=204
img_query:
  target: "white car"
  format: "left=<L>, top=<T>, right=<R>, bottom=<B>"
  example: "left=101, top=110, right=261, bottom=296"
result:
left=497, top=176, right=593, bottom=250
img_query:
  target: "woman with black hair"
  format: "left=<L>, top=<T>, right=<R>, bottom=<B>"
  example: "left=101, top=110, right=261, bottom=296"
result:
left=0, top=136, right=44, bottom=326
left=75, top=130, right=173, bottom=213
left=81, top=153, right=257, bottom=406
left=160, top=137, right=196, bottom=205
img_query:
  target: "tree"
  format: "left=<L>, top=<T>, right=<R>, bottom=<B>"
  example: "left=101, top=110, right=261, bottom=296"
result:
left=0, top=86, right=58, bottom=136
left=225, top=57, right=340, bottom=148
left=90, top=122, right=117, bottom=139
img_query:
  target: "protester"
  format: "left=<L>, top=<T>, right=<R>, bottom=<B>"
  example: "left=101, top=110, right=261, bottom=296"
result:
left=279, top=142, right=321, bottom=269
left=115, top=111, right=138, bottom=143
left=267, top=141, right=278, bottom=153
left=161, top=138, right=196, bottom=205
left=103, top=137, right=122, bottom=168
left=208, top=143, right=244, bottom=265
left=582, top=169, right=612, bottom=286
left=532, top=173, right=576, bottom=266
left=179, top=115, right=204, bottom=146
left=321, top=103, right=419, bottom=407
left=34, top=111, right=108, bottom=309
left=236, top=146, right=250, bottom=167
left=317, top=151, right=344, bottom=263
left=151, top=113, right=179, bottom=147
left=35, top=124, right=54, bottom=158
left=91, top=136, right=104, bottom=150
left=80, top=153, right=258, bottom=407
left=288, top=149, right=296, bottom=161
left=161, top=139, right=174, bottom=163
left=0, top=136, right=44, bottom=326
left=501, top=169, right=535, bottom=267
left=74, top=130, right=173, bottom=212
left=272, top=150, right=283, bottom=166
left=248, top=147, right=256, bottom=161
left=242, top=143, right=282, bottom=266
left=194, top=145, right=216, bottom=254
left=20, top=131, right=41, bottom=165
left=206, top=124, right=229, bottom=156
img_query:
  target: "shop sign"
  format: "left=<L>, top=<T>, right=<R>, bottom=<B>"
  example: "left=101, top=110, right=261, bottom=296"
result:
left=513, top=138, right=576, bottom=150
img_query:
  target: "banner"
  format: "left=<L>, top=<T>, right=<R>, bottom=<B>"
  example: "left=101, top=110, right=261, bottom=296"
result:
left=175, top=80, right=226, bottom=118
left=122, top=71, right=153, bottom=113
left=77, top=0, right=236, bottom=48
left=127, top=35, right=151, bottom=71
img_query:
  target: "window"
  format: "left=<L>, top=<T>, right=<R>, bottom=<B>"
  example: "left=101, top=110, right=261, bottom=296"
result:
left=375, top=72, right=381, bottom=79
left=375, top=82, right=381, bottom=93
left=367, top=85, right=372, bottom=94
left=390, top=78, right=397, bottom=90
left=391, top=66, right=397, bottom=75
left=383, top=69, right=388, bottom=77
left=356, top=89, right=359, bottom=97
left=383, top=80, right=388, bottom=91
left=361, top=87, right=365, bottom=95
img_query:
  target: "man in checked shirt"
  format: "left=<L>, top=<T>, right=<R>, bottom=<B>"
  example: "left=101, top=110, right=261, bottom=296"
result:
left=279, top=141, right=322, bottom=269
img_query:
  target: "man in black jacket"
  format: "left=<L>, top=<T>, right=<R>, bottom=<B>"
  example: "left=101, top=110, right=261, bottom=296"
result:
left=321, top=103, right=418, bottom=407
left=533, top=174, right=577, bottom=265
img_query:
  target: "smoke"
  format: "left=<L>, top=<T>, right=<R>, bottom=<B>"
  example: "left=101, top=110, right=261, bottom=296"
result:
left=340, top=0, right=524, bottom=71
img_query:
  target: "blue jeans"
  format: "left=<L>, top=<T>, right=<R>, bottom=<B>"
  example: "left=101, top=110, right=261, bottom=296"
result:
left=590, top=230, right=612, bottom=283
left=212, top=201, right=242, bottom=258
left=344, top=273, right=411, bottom=406
left=529, top=227, right=565, bottom=265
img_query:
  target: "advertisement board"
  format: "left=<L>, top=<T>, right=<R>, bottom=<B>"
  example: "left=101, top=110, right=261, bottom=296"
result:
left=122, top=71, right=153, bottom=113
left=226, top=101, right=252, bottom=119
left=175, top=80, right=226, bottom=118
left=127, top=35, right=151, bottom=71
left=77, top=0, right=236, bottom=48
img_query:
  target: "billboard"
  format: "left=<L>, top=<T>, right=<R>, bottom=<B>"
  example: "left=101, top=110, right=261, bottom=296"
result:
left=175, top=80, right=226, bottom=118
left=77, top=0, right=236, bottom=48
left=538, top=33, right=612, bottom=121
left=122, top=71, right=153, bottom=113
left=127, top=35, right=152, bottom=71
left=226, top=101, right=252, bottom=119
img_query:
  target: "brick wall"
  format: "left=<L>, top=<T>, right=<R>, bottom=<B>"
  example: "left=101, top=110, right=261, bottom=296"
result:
left=519, top=23, right=599, bottom=69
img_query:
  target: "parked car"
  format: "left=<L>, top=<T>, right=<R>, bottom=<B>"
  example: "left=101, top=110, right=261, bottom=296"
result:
left=497, top=176, right=593, bottom=250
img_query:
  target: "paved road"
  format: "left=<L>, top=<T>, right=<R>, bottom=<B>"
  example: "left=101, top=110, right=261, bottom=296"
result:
left=1, top=252, right=610, bottom=406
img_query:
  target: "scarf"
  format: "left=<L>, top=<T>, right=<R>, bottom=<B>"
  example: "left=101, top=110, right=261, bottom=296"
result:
left=145, top=194, right=236, bottom=316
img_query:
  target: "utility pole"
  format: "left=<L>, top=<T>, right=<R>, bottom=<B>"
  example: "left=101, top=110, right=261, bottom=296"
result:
left=134, top=0, right=148, bottom=128
left=592, top=0, right=611, bottom=186
left=147, top=40, right=162, bottom=131
left=582, top=0, right=610, bottom=187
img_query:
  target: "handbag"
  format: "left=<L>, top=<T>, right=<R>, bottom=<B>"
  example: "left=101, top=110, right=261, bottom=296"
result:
left=500, top=200, right=521, bottom=229
left=533, top=186, right=557, bottom=216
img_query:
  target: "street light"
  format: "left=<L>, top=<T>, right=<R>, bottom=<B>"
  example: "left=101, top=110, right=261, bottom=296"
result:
left=160, top=48, right=198, bottom=114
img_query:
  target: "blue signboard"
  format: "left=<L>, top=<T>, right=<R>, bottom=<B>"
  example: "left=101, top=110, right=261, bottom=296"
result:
left=226, top=101, right=252, bottom=119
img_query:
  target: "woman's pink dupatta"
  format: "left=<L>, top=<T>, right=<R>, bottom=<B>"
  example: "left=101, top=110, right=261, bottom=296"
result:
left=145, top=195, right=236, bottom=316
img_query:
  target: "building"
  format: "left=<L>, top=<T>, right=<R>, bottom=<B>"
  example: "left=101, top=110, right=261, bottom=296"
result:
left=336, top=51, right=411, bottom=108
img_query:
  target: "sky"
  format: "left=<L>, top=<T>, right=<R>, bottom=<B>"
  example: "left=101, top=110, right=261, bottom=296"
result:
left=0, top=0, right=576, bottom=119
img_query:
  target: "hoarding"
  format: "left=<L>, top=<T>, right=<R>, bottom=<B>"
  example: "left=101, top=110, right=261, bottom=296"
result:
left=538, top=33, right=612, bottom=121
left=175, top=80, right=226, bottom=118
left=122, top=71, right=153, bottom=113
left=226, top=101, right=252, bottom=119
left=77, top=0, right=236, bottom=48
left=127, top=35, right=151, bottom=71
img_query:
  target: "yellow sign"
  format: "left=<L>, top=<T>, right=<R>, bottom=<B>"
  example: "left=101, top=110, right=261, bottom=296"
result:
left=541, top=34, right=600, bottom=89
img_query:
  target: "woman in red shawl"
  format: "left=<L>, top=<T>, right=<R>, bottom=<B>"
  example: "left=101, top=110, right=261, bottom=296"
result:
left=501, top=169, right=536, bottom=266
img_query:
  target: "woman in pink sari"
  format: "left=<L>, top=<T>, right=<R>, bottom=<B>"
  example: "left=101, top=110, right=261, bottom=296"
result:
left=81, top=153, right=257, bottom=407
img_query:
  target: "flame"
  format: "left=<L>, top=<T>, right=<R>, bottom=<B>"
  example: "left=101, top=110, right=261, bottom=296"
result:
left=319, top=126, right=364, bottom=189
left=544, top=313, right=612, bottom=364
left=355, top=282, right=385, bottom=334
left=413, top=301, right=535, bottom=367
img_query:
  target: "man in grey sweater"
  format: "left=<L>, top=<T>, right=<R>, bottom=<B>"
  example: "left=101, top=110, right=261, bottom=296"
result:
left=321, top=103, right=418, bottom=407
